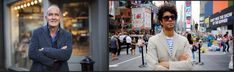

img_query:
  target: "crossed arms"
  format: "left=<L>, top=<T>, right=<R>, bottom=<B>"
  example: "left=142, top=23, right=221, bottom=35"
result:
left=28, top=31, right=72, bottom=67
left=146, top=38, right=193, bottom=70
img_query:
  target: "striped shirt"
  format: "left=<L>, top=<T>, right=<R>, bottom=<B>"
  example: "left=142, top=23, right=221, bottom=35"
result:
left=166, top=37, right=174, bottom=56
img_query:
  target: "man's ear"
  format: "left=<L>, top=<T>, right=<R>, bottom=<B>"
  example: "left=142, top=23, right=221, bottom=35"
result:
left=159, top=20, right=163, bottom=26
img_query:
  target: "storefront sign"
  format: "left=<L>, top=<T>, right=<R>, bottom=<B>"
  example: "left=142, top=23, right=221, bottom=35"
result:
left=209, top=5, right=234, bottom=28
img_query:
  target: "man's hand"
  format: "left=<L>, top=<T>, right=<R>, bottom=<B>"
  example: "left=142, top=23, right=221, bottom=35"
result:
left=39, top=48, right=44, bottom=51
left=159, top=61, right=169, bottom=69
left=179, top=52, right=189, bottom=61
left=159, top=59, right=169, bottom=69
left=61, top=46, right=67, bottom=49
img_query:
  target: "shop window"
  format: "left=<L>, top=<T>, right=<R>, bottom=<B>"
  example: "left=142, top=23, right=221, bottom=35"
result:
left=10, top=0, right=43, bottom=69
left=62, top=2, right=89, bottom=56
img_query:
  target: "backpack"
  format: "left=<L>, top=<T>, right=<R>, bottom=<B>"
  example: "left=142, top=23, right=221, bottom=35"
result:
left=122, top=36, right=127, bottom=45
left=115, top=37, right=121, bottom=46
left=192, top=45, right=197, bottom=51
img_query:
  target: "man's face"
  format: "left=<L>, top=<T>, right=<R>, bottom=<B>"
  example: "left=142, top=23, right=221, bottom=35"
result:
left=160, top=11, right=176, bottom=30
left=46, top=7, right=61, bottom=27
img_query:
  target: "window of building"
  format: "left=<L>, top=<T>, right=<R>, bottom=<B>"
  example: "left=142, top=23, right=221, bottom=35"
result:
left=62, top=2, right=90, bottom=56
left=10, top=0, right=43, bottom=69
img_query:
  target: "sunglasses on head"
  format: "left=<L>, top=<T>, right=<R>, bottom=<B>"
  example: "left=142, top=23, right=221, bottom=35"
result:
left=162, top=15, right=176, bottom=21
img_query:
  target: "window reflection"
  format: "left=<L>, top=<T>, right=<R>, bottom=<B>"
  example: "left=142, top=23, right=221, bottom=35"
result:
left=11, top=1, right=43, bottom=69
left=63, top=2, right=89, bottom=56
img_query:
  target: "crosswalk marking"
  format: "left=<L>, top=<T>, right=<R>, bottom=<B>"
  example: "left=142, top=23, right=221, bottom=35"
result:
left=109, top=56, right=141, bottom=68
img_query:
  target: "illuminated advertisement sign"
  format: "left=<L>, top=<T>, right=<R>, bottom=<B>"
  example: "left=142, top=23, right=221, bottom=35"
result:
left=209, top=5, right=234, bottom=28
left=185, top=1, right=191, bottom=29
left=132, top=7, right=151, bottom=29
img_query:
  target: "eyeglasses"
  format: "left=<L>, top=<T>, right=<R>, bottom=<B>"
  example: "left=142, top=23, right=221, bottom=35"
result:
left=162, top=15, right=176, bottom=21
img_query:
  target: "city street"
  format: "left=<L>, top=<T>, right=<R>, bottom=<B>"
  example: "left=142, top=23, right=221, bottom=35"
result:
left=109, top=43, right=232, bottom=71
left=109, top=47, right=149, bottom=71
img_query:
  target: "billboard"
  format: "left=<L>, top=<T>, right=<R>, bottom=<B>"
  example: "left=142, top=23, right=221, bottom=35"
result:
left=209, top=5, right=234, bottom=28
left=131, top=7, right=151, bottom=29
left=213, top=1, right=228, bottom=14
left=185, top=1, right=191, bottom=30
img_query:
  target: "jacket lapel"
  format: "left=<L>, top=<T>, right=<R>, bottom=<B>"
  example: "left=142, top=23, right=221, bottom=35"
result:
left=42, top=26, right=52, bottom=47
left=172, top=32, right=178, bottom=58
left=159, top=31, right=179, bottom=59
left=158, top=31, right=170, bottom=56
left=56, top=29, right=64, bottom=49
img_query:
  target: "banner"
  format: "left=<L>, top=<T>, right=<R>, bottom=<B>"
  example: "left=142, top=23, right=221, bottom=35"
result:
left=131, top=7, right=151, bottom=29
left=185, top=1, right=191, bottom=30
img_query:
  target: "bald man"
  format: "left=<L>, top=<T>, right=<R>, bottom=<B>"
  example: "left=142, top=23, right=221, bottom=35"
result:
left=28, top=5, right=72, bottom=71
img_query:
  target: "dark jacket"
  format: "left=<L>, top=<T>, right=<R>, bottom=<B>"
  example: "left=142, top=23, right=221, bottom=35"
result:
left=28, top=25, right=72, bottom=71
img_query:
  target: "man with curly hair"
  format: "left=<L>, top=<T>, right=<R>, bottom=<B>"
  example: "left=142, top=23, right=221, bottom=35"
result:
left=146, top=3, right=193, bottom=70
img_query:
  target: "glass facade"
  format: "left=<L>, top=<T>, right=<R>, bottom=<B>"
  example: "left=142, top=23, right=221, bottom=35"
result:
left=4, top=0, right=108, bottom=71
left=62, top=2, right=90, bottom=56
left=49, top=0, right=90, bottom=57
left=7, top=0, right=90, bottom=70
left=10, top=0, right=43, bottom=69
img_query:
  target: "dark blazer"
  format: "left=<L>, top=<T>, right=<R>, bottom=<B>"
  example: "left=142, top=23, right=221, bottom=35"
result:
left=28, top=25, right=72, bottom=71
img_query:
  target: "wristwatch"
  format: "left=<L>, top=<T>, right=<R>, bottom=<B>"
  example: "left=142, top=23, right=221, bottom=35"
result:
left=39, top=48, right=44, bottom=51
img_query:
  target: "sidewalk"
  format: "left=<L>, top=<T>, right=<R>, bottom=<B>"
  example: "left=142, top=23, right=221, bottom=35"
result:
left=109, top=42, right=232, bottom=71
left=109, top=47, right=150, bottom=70
left=192, top=50, right=231, bottom=70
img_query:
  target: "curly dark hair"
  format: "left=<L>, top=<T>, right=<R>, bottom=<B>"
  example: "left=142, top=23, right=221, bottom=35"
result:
left=157, top=3, right=177, bottom=22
